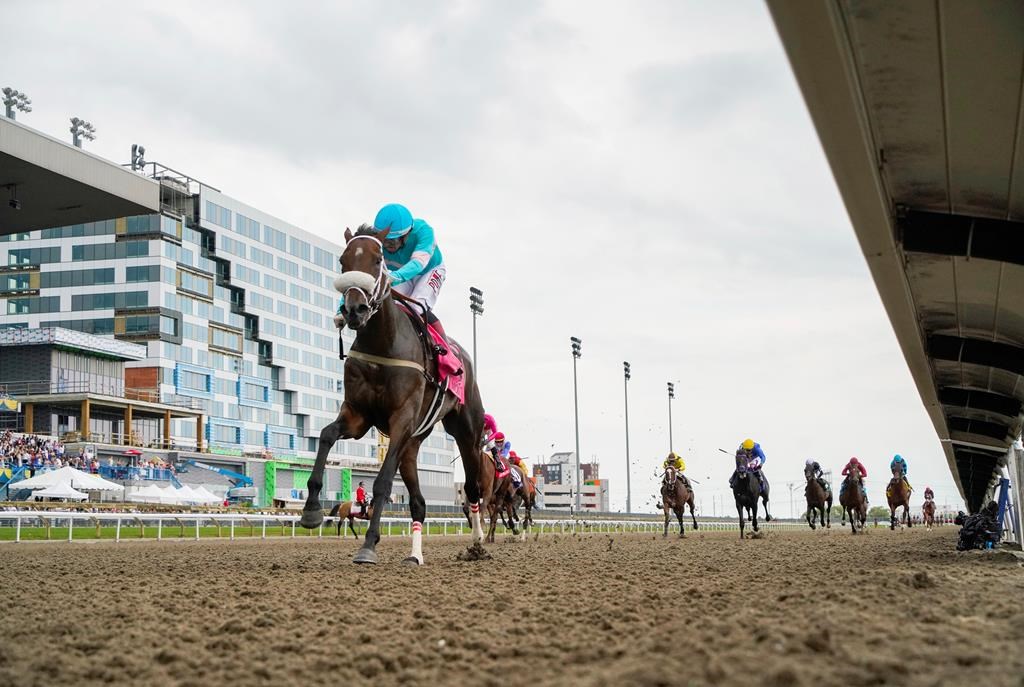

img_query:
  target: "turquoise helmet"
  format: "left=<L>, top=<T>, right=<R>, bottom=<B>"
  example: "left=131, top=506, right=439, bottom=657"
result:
left=374, top=204, right=413, bottom=239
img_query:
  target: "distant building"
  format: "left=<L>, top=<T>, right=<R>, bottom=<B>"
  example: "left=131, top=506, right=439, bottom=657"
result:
left=533, top=452, right=609, bottom=512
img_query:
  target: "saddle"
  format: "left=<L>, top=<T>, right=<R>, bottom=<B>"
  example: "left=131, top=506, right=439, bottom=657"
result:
left=491, top=452, right=510, bottom=480
left=395, top=302, right=466, bottom=405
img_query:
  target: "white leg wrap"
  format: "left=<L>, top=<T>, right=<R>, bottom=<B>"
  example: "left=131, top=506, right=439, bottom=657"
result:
left=469, top=502, right=484, bottom=543
left=410, top=522, right=424, bottom=564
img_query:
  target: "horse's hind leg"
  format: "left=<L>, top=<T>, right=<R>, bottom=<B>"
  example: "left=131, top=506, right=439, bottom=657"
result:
left=677, top=508, right=686, bottom=538
left=689, top=497, right=698, bottom=530
left=443, top=403, right=485, bottom=546
left=663, top=508, right=670, bottom=538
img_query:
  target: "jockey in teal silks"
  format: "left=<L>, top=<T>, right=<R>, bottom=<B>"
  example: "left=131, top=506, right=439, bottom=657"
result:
left=338, top=203, right=449, bottom=350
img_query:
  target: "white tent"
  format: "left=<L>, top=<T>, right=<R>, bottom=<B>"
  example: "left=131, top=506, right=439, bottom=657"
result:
left=33, top=483, right=88, bottom=501
left=191, top=486, right=223, bottom=505
left=16, top=466, right=123, bottom=492
left=128, top=484, right=165, bottom=503
left=157, top=485, right=184, bottom=505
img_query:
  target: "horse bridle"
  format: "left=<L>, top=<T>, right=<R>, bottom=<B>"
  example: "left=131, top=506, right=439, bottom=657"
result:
left=335, top=235, right=391, bottom=321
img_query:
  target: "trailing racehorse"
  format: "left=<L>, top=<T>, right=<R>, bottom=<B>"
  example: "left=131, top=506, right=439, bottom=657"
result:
left=922, top=498, right=936, bottom=529
left=660, top=466, right=698, bottom=537
left=732, top=461, right=761, bottom=539
left=463, top=450, right=517, bottom=543
left=840, top=468, right=867, bottom=534
left=887, top=466, right=912, bottom=530
left=509, top=464, right=536, bottom=535
left=299, top=225, right=487, bottom=565
left=804, top=464, right=831, bottom=530
left=328, top=500, right=375, bottom=538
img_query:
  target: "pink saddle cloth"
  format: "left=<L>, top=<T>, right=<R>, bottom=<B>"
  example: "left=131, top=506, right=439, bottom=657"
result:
left=427, top=323, right=465, bottom=404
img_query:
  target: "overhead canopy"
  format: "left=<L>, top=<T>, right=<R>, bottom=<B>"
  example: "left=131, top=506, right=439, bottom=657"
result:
left=0, top=116, right=159, bottom=235
left=34, top=483, right=88, bottom=501
left=769, top=1, right=1024, bottom=511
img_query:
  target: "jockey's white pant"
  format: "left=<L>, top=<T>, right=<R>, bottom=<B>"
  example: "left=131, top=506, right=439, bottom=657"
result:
left=394, top=262, right=446, bottom=311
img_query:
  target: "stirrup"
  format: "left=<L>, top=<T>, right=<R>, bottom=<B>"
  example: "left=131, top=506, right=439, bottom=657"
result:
left=432, top=342, right=449, bottom=357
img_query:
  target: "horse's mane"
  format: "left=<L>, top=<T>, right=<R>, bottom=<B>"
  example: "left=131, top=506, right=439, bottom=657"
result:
left=354, top=223, right=378, bottom=237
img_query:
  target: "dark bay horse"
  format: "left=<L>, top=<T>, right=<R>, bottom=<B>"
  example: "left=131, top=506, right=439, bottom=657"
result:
left=509, top=464, right=536, bottom=538
left=732, top=462, right=761, bottom=539
left=661, top=466, right=698, bottom=538
left=462, top=450, right=517, bottom=543
left=328, top=500, right=374, bottom=538
left=804, top=465, right=832, bottom=530
left=840, top=469, right=867, bottom=534
left=887, top=467, right=912, bottom=530
left=922, top=498, right=936, bottom=529
left=299, top=225, right=486, bottom=565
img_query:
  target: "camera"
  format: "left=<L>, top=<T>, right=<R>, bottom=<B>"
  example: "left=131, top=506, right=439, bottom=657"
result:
left=8, top=199, right=20, bottom=210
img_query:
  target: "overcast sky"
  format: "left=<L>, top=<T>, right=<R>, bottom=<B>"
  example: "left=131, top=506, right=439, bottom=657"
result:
left=8, top=0, right=966, bottom=514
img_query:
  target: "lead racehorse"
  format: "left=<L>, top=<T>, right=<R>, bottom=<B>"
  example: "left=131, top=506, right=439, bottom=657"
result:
left=299, top=225, right=487, bottom=565
left=661, top=466, right=698, bottom=537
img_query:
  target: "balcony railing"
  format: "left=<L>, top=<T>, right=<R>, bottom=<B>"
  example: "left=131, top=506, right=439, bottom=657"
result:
left=0, top=380, right=204, bottom=410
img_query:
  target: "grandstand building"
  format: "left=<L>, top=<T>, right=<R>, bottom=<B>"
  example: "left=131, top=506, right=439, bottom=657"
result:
left=0, top=163, right=457, bottom=506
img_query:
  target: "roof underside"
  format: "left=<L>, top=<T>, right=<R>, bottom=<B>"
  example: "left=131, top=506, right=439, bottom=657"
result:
left=0, top=117, right=159, bottom=235
left=769, top=0, right=1024, bottom=512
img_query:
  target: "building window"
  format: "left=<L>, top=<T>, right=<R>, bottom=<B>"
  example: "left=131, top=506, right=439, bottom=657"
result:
left=160, top=316, right=178, bottom=337
left=125, top=265, right=159, bottom=283
left=41, top=318, right=114, bottom=334
left=8, top=247, right=61, bottom=265
left=277, top=257, right=299, bottom=278
left=178, top=369, right=210, bottom=392
left=235, top=214, right=260, bottom=240
left=263, top=225, right=287, bottom=251
left=72, top=291, right=147, bottom=311
left=212, top=424, right=240, bottom=444
left=250, top=246, right=274, bottom=268
left=6, top=296, right=60, bottom=314
left=234, top=265, right=261, bottom=286
left=205, top=200, right=232, bottom=229
left=289, top=236, right=311, bottom=262
left=71, top=241, right=148, bottom=261
left=209, top=325, right=243, bottom=353
left=40, top=268, right=116, bottom=288
left=177, top=269, right=214, bottom=298
left=289, top=283, right=310, bottom=303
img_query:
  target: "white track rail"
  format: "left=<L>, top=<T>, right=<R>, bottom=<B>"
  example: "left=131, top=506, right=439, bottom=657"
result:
left=0, top=511, right=818, bottom=543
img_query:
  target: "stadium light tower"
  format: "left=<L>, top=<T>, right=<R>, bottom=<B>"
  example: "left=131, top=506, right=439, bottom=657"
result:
left=570, top=336, right=583, bottom=513
left=3, top=88, right=32, bottom=120
left=469, top=287, right=484, bottom=371
left=70, top=117, right=96, bottom=148
left=623, top=361, right=632, bottom=514
left=667, top=382, right=675, bottom=453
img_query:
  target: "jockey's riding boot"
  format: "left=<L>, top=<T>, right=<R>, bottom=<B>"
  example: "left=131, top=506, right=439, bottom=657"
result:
left=728, top=472, right=736, bottom=489
left=424, top=311, right=449, bottom=356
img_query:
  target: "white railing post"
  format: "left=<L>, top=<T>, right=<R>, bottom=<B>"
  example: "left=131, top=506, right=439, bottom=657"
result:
left=157, top=518, right=162, bottom=541
left=291, top=520, right=295, bottom=538
left=68, top=516, right=73, bottom=542
left=261, top=519, right=266, bottom=539
left=318, top=522, right=323, bottom=538
left=15, top=515, right=21, bottom=543
left=195, top=518, right=200, bottom=541
left=116, top=517, right=121, bottom=542
left=230, top=519, right=235, bottom=541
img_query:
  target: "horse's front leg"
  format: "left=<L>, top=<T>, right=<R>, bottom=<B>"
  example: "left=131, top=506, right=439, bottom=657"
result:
left=301, top=403, right=366, bottom=529
left=396, top=441, right=427, bottom=566
left=689, top=498, right=699, bottom=530
left=677, top=508, right=685, bottom=538
left=663, top=507, right=670, bottom=538
left=737, top=501, right=745, bottom=539
left=353, top=416, right=415, bottom=565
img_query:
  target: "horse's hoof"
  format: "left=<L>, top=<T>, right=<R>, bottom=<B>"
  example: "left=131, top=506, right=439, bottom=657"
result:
left=353, top=548, right=378, bottom=565
left=401, top=556, right=422, bottom=567
left=299, top=509, right=324, bottom=530
left=765, top=515, right=772, bottom=522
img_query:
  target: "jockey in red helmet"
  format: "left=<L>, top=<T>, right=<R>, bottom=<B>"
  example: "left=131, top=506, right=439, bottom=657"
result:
left=840, top=457, right=868, bottom=501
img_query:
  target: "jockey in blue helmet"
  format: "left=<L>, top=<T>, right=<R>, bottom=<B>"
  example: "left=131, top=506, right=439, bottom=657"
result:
left=340, top=203, right=449, bottom=347
left=889, top=453, right=911, bottom=492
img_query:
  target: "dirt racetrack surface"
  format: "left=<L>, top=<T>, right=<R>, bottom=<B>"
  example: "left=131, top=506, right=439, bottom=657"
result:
left=2, top=526, right=1023, bottom=686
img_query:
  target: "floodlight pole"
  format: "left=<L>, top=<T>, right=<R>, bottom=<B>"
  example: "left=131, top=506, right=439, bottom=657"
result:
left=624, top=361, right=631, bottom=514
left=667, top=382, right=675, bottom=453
left=469, top=287, right=484, bottom=373
left=571, top=337, right=582, bottom=513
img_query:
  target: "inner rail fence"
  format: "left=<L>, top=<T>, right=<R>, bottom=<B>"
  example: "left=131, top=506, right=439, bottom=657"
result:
left=0, top=511, right=812, bottom=543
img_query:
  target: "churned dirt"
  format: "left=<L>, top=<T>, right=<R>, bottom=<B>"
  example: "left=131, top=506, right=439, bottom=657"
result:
left=2, top=526, right=1023, bottom=686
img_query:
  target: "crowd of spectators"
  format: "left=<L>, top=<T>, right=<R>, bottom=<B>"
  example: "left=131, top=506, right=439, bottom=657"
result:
left=0, top=431, right=94, bottom=474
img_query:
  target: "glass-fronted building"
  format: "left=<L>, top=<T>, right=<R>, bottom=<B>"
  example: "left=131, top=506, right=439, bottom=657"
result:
left=0, top=173, right=457, bottom=505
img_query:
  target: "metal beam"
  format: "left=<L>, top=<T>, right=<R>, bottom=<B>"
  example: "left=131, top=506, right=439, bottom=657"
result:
left=928, top=334, right=1024, bottom=377
left=899, top=208, right=1024, bottom=266
left=938, top=387, right=1023, bottom=420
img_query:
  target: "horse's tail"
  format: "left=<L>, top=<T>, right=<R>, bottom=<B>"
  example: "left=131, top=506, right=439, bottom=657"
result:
left=328, top=503, right=342, bottom=518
